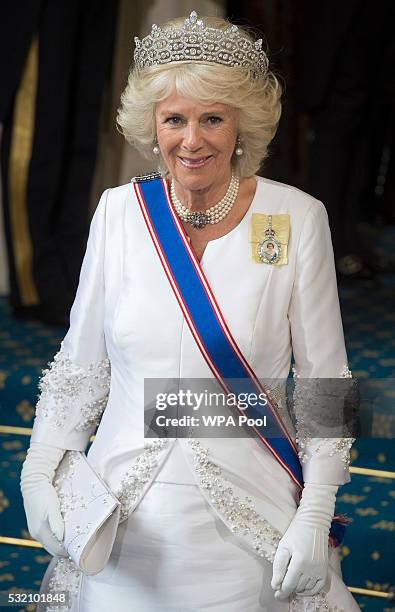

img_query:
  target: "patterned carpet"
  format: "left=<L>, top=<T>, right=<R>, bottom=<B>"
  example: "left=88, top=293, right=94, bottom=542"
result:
left=1, top=245, right=395, bottom=611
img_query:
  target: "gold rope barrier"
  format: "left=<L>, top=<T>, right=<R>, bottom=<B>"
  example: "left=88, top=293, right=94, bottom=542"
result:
left=0, top=425, right=32, bottom=436
left=348, top=586, right=392, bottom=599
left=0, top=536, right=42, bottom=549
left=349, top=465, right=395, bottom=479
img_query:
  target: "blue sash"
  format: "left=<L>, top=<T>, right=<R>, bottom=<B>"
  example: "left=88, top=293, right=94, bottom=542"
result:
left=133, top=175, right=346, bottom=544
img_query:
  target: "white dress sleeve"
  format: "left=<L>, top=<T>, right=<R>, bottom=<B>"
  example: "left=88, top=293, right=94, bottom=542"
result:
left=30, top=189, right=111, bottom=451
left=288, top=201, right=355, bottom=485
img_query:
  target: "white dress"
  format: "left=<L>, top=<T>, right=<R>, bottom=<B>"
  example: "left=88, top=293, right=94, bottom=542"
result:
left=32, top=175, right=359, bottom=611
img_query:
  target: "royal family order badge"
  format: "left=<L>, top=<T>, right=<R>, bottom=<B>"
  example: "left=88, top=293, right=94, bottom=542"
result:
left=250, top=214, right=290, bottom=265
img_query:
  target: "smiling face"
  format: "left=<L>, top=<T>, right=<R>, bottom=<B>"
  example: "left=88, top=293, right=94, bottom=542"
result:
left=155, top=92, right=238, bottom=200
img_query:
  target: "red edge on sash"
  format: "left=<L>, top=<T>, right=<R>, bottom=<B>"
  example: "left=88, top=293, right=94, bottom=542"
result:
left=134, top=182, right=228, bottom=394
left=134, top=180, right=302, bottom=490
left=161, top=179, right=299, bottom=455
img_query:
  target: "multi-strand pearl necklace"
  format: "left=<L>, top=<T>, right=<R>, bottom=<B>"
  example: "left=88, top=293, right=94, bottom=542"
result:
left=170, top=172, right=240, bottom=229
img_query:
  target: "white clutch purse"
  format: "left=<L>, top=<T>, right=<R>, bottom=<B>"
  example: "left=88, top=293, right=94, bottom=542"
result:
left=53, top=450, right=121, bottom=575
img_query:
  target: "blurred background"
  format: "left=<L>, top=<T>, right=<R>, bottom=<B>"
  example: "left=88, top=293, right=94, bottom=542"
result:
left=0, top=1, right=394, bottom=610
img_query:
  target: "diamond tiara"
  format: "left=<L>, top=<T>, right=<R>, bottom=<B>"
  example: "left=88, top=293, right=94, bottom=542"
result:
left=133, top=10, right=269, bottom=80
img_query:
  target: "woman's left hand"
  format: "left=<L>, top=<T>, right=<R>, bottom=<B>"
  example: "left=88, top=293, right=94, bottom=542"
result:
left=271, top=518, right=329, bottom=599
left=270, top=482, right=338, bottom=600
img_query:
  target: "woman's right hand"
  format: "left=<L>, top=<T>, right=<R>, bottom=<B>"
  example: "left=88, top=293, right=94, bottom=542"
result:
left=20, top=442, right=68, bottom=557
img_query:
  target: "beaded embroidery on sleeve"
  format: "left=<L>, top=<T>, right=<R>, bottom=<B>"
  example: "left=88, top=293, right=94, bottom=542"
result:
left=291, top=365, right=355, bottom=470
left=35, top=345, right=111, bottom=432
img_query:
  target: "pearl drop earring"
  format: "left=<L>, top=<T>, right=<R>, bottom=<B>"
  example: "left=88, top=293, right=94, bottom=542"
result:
left=153, top=139, right=160, bottom=155
left=235, top=138, right=243, bottom=156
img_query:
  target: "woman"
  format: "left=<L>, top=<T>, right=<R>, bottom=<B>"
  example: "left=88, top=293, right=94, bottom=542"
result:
left=21, top=12, right=359, bottom=611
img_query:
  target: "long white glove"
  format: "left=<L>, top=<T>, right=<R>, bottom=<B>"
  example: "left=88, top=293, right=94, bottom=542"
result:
left=20, top=441, right=68, bottom=557
left=271, top=482, right=338, bottom=600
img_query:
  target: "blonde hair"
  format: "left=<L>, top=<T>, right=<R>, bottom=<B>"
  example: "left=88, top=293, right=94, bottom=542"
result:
left=117, top=16, right=282, bottom=177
